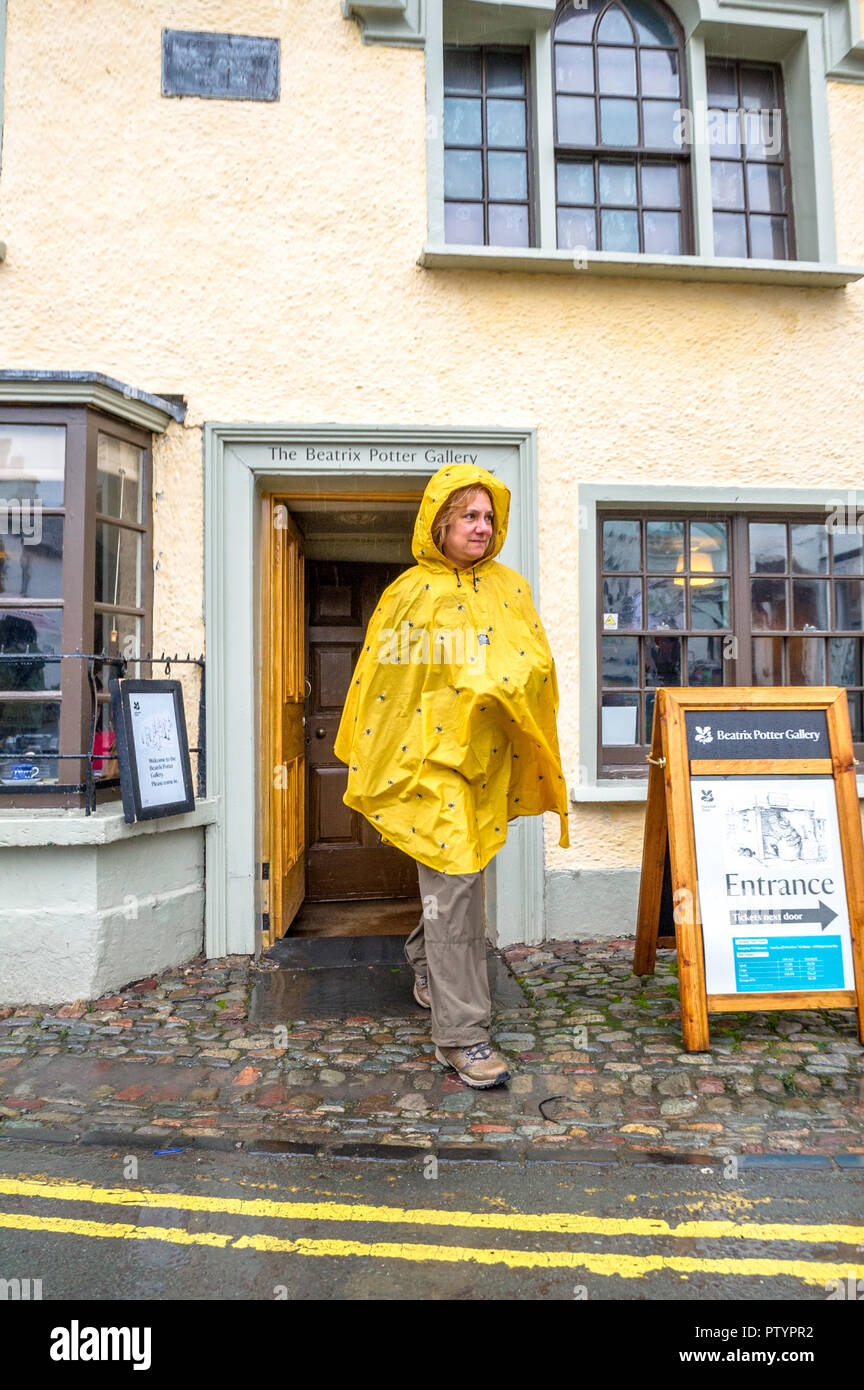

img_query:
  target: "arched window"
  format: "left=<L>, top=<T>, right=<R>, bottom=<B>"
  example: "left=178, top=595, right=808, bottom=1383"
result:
left=553, top=0, right=691, bottom=255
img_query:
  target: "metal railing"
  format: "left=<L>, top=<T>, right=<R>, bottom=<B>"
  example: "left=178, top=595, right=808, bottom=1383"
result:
left=0, top=650, right=206, bottom=813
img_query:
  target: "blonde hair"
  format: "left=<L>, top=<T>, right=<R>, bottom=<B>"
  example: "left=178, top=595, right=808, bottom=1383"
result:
left=431, top=486, right=496, bottom=560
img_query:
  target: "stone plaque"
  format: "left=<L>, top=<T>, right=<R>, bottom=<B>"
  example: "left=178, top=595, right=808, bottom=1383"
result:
left=162, top=29, right=280, bottom=101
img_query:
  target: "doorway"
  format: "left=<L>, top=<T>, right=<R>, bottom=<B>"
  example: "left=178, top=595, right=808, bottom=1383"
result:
left=260, top=491, right=423, bottom=943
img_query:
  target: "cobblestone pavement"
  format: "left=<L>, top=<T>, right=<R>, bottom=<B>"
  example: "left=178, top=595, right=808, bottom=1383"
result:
left=1, top=940, right=863, bottom=1165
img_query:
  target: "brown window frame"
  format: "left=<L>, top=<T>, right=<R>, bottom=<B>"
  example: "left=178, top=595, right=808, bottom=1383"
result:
left=443, top=43, right=536, bottom=249
left=597, top=509, right=864, bottom=778
left=706, top=57, right=796, bottom=261
left=552, top=0, right=694, bottom=256
left=0, top=403, right=153, bottom=809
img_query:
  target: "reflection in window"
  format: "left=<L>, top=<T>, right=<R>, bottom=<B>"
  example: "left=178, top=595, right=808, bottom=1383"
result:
left=553, top=0, right=689, bottom=253
left=444, top=46, right=533, bottom=248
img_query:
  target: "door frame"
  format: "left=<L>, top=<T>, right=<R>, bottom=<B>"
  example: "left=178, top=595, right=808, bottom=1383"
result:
left=203, top=423, right=545, bottom=958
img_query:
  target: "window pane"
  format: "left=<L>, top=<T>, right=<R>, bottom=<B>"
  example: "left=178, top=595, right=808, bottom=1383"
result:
left=848, top=694, right=863, bottom=742
left=444, top=48, right=482, bottom=92
left=601, top=208, right=639, bottom=251
left=625, top=0, right=676, bottom=45
left=790, top=523, right=828, bottom=575
left=487, top=99, right=526, bottom=147
left=713, top=211, right=747, bottom=257
left=92, top=699, right=118, bottom=780
left=829, top=636, right=860, bottom=686
left=445, top=202, right=484, bottom=244
left=751, top=578, right=787, bottom=630
left=0, top=516, right=64, bottom=599
left=94, top=523, right=141, bottom=609
left=94, top=612, right=142, bottom=688
left=789, top=637, right=825, bottom=685
left=0, top=699, right=61, bottom=783
left=690, top=578, right=729, bottom=630
left=645, top=634, right=681, bottom=685
left=0, top=425, right=65, bottom=507
left=557, top=206, right=597, bottom=249
left=688, top=635, right=724, bottom=686
left=558, top=95, right=597, bottom=144
left=444, top=97, right=481, bottom=145
left=642, top=163, right=679, bottom=207
left=488, top=150, right=527, bottom=200
left=601, top=692, right=639, bottom=744
left=555, top=0, right=605, bottom=41
left=711, top=161, right=744, bottom=210
left=832, top=528, right=864, bottom=575
left=750, top=522, right=787, bottom=574
left=835, top=579, right=864, bottom=630
left=792, top=578, right=828, bottom=630
left=646, top=576, right=684, bottom=629
left=557, top=159, right=595, bottom=204
left=749, top=214, right=788, bottom=260
left=96, top=435, right=143, bottom=524
left=0, top=608, right=62, bottom=692
left=743, top=108, right=783, bottom=160
left=602, top=634, right=639, bottom=685
left=747, top=162, right=785, bottom=213
left=740, top=66, right=777, bottom=110
left=444, top=149, right=483, bottom=198
left=488, top=203, right=530, bottom=247
left=599, top=160, right=636, bottom=205
left=599, top=98, right=638, bottom=146
left=691, top=520, right=728, bottom=571
left=642, top=100, right=679, bottom=149
left=643, top=210, right=680, bottom=254
left=752, top=636, right=783, bottom=684
left=598, top=46, right=636, bottom=95
left=603, top=518, right=640, bottom=570
left=597, top=6, right=633, bottom=42
left=646, top=519, right=683, bottom=571
left=706, top=61, right=738, bottom=107
left=555, top=44, right=595, bottom=94
left=603, top=576, right=643, bottom=629
left=640, top=48, right=679, bottom=97
left=707, top=109, right=741, bottom=158
left=486, top=51, right=525, bottom=95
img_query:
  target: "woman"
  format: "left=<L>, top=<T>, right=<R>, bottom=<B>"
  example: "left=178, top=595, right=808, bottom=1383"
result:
left=334, top=463, right=569, bottom=1088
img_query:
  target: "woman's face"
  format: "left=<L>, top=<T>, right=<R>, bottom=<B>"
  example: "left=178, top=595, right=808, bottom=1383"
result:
left=440, top=489, right=494, bottom=568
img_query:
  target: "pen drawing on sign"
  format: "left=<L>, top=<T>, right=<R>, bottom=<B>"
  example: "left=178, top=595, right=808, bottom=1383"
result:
left=139, top=712, right=174, bottom=751
left=726, top=791, right=828, bottom=867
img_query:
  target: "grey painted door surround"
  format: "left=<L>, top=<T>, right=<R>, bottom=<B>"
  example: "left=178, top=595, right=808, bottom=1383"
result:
left=203, top=423, right=546, bottom=957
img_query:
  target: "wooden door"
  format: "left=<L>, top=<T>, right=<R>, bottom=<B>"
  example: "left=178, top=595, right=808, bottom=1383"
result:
left=305, top=559, right=419, bottom=901
left=261, top=498, right=306, bottom=944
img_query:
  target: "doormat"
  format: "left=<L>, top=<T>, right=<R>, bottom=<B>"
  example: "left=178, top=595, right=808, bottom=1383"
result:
left=249, top=935, right=526, bottom=1023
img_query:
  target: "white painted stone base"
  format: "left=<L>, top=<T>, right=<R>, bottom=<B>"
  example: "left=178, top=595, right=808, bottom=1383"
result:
left=545, top=867, right=640, bottom=940
left=0, top=802, right=215, bottom=1005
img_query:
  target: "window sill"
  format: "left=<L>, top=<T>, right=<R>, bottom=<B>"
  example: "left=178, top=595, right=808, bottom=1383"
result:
left=419, top=244, right=864, bottom=289
left=570, top=778, right=864, bottom=802
left=0, top=796, right=218, bottom=847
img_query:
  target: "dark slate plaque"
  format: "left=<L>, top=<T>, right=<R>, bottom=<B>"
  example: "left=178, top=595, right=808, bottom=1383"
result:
left=162, top=29, right=280, bottom=101
left=685, top=708, right=830, bottom=760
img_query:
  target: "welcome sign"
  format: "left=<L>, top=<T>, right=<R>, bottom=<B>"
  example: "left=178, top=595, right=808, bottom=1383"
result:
left=634, top=687, right=864, bottom=1052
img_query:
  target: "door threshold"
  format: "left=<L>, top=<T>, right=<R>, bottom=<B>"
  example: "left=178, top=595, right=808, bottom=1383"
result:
left=287, top=896, right=422, bottom=939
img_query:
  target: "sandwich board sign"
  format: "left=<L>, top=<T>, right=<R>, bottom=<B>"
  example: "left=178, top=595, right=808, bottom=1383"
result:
left=634, top=687, right=864, bottom=1052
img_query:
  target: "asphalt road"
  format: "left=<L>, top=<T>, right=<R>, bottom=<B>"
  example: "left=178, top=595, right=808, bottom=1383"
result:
left=0, top=1140, right=862, bottom=1312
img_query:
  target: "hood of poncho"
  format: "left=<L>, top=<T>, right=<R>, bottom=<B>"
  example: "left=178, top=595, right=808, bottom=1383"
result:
left=333, top=463, right=569, bottom=873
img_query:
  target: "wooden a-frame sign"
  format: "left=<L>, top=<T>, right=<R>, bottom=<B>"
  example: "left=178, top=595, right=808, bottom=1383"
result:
left=635, top=687, right=864, bottom=1052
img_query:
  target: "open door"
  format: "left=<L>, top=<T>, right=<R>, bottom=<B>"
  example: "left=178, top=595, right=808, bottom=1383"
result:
left=261, top=496, right=306, bottom=945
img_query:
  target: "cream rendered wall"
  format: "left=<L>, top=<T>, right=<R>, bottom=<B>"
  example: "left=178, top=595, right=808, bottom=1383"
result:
left=1, top=0, right=863, bottom=898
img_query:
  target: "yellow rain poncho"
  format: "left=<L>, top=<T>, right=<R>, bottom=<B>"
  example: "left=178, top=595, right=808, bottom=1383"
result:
left=333, top=464, right=570, bottom=873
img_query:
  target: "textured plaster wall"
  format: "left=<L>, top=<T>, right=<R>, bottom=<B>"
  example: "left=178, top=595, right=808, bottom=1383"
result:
left=1, top=1, right=863, bottom=881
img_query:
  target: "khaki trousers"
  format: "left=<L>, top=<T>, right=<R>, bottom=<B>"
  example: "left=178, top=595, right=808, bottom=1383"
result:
left=403, top=862, right=491, bottom=1048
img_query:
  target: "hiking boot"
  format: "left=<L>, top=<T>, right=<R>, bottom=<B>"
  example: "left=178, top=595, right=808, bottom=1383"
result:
left=434, top=1041, right=511, bottom=1089
left=413, top=973, right=431, bottom=1009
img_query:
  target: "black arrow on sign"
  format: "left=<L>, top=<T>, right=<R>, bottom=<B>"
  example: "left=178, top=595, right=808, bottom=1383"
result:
left=779, top=901, right=839, bottom=931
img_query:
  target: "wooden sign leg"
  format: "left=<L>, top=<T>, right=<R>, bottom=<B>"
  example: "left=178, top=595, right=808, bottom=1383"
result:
left=663, top=695, right=711, bottom=1053
left=634, top=751, right=668, bottom=978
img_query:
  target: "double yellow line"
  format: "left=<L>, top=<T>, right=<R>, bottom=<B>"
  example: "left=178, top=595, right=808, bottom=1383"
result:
left=1, top=1174, right=862, bottom=1285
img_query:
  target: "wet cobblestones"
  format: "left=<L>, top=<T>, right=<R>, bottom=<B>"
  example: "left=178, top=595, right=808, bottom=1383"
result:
left=0, top=938, right=862, bottom=1161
